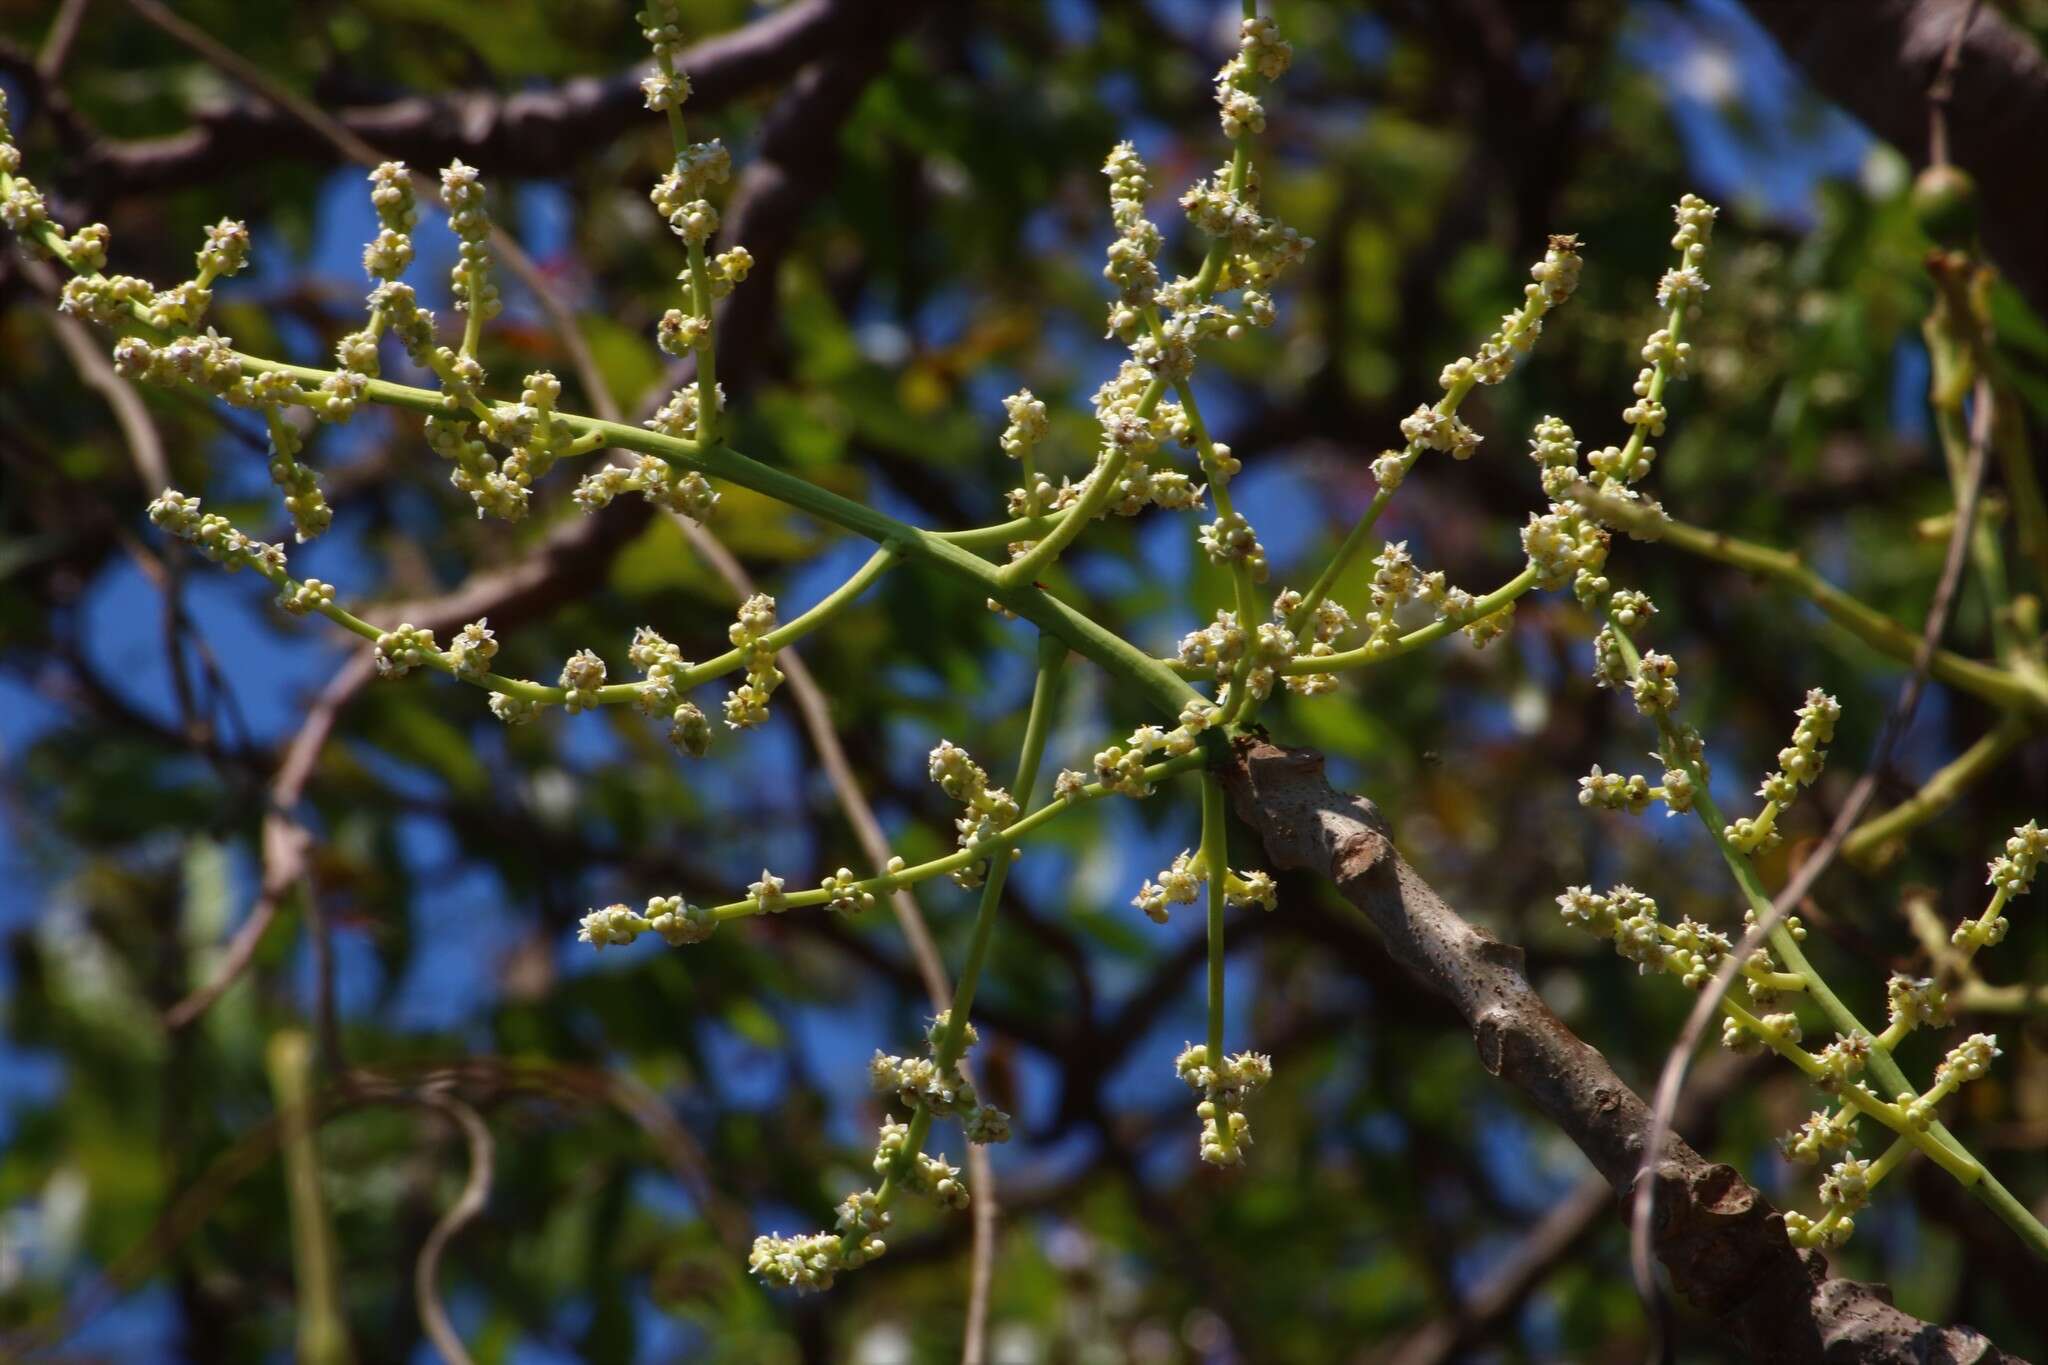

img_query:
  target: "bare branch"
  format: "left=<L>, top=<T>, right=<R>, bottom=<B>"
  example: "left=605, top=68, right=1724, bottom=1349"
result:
left=71, top=0, right=884, bottom=196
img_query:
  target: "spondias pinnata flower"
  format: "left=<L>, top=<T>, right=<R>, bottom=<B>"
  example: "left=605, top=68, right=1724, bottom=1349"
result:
left=440, top=160, right=501, bottom=333
left=1272, top=588, right=1353, bottom=696
left=1177, top=609, right=1293, bottom=703
left=559, top=648, right=607, bottom=712
left=575, top=454, right=718, bottom=520
left=1987, top=819, right=2048, bottom=896
left=577, top=895, right=715, bottom=950
left=929, top=741, right=1021, bottom=888
left=819, top=868, right=876, bottom=916
left=1197, top=511, right=1269, bottom=582
left=447, top=620, right=498, bottom=678
left=724, top=594, right=783, bottom=729
left=1175, top=1044, right=1272, bottom=1166
left=1133, top=853, right=1277, bottom=924
left=757, top=1018, right=994, bottom=1295
left=1953, top=820, right=2046, bottom=952
left=363, top=162, right=417, bottom=281
left=1101, top=142, right=1161, bottom=331
left=1723, top=689, right=1840, bottom=853
left=147, top=490, right=287, bottom=578
left=261, top=411, right=332, bottom=542
left=278, top=579, right=335, bottom=616
left=870, top=1012, right=1011, bottom=1141
left=374, top=625, right=439, bottom=680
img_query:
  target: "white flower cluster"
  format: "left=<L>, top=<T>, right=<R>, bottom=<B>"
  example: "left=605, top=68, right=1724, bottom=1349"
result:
left=146, top=489, right=287, bottom=579
left=1726, top=689, right=1840, bottom=853
left=448, top=619, right=498, bottom=678
left=1271, top=587, right=1353, bottom=696
left=723, top=594, right=783, bottom=729
left=263, top=408, right=332, bottom=542
left=755, top=1011, right=999, bottom=1293
left=1986, top=819, right=2048, bottom=897
left=441, top=160, right=501, bottom=331
left=1132, top=852, right=1276, bottom=924
left=1175, top=1043, right=1272, bottom=1166
left=1213, top=16, right=1290, bottom=137
left=1177, top=609, right=1293, bottom=705
left=375, top=624, right=440, bottom=680
left=362, top=161, right=418, bottom=283
left=575, top=452, right=719, bottom=521
left=870, top=1013, right=1010, bottom=1142
left=1101, top=141, right=1161, bottom=335
left=928, top=740, right=1021, bottom=888
left=625, top=626, right=711, bottom=756
left=577, top=894, right=716, bottom=950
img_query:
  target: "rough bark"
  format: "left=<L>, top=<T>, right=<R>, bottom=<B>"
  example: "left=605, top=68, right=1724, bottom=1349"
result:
left=1744, top=0, right=2048, bottom=322
left=1225, top=736, right=2025, bottom=1364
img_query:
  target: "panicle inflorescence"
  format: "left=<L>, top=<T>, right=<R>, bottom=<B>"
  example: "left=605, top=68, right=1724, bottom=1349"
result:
left=723, top=594, right=783, bottom=730
left=1175, top=1043, right=1273, bottom=1166
left=929, top=740, right=1022, bottom=888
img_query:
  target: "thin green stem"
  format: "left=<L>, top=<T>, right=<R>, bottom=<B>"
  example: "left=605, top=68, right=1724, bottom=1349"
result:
left=1842, top=713, right=2031, bottom=869
left=266, top=1030, right=352, bottom=1365
left=1202, top=772, right=1229, bottom=1073
left=712, top=749, right=1205, bottom=923
left=1584, top=491, right=2047, bottom=715
left=873, top=634, right=1066, bottom=1217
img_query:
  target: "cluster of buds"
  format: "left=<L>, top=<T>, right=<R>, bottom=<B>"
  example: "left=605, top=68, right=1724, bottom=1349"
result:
left=1101, top=142, right=1161, bottom=336
left=1177, top=609, right=1294, bottom=704
left=112, top=332, right=245, bottom=397
left=756, top=1009, right=1000, bottom=1294
left=577, top=894, right=717, bottom=950
left=928, top=741, right=1021, bottom=889
left=998, top=388, right=1055, bottom=515
left=1577, top=751, right=1696, bottom=819
left=1434, top=235, right=1586, bottom=410
left=1725, top=689, right=1840, bottom=853
left=363, top=161, right=418, bottom=283
left=1272, top=588, right=1353, bottom=696
left=1986, top=819, right=2048, bottom=897
left=374, top=624, right=439, bottom=680
left=558, top=648, right=608, bottom=713
left=463, top=372, right=585, bottom=516
left=1196, top=510, right=1269, bottom=582
left=263, top=410, right=332, bottom=542
left=870, top=1013, right=1011, bottom=1143
left=1214, top=15, right=1290, bottom=137
left=1132, top=852, right=1277, bottom=924
left=625, top=627, right=710, bottom=756
left=427, top=413, right=523, bottom=521
left=723, top=594, right=782, bottom=729
left=1174, top=1043, right=1272, bottom=1166
left=1521, top=440, right=1614, bottom=603
left=440, top=160, right=501, bottom=335
left=575, top=452, right=719, bottom=521
left=1556, top=884, right=1734, bottom=989
left=146, top=487, right=289, bottom=583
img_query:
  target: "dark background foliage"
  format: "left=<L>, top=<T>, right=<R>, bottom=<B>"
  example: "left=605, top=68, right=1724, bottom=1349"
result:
left=2, top=0, right=2046, bottom=1360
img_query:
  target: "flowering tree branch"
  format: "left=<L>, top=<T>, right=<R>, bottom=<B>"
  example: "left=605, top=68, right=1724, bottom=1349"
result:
left=1223, top=736, right=2025, bottom=1364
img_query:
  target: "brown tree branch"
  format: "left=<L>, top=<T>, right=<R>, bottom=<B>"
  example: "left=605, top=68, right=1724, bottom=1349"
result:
left=66, top=0, right=873, bottom=196
left=1223, top=735, right=2025, bottom=1364
left=1743, top=0, right=2048, bottom=321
